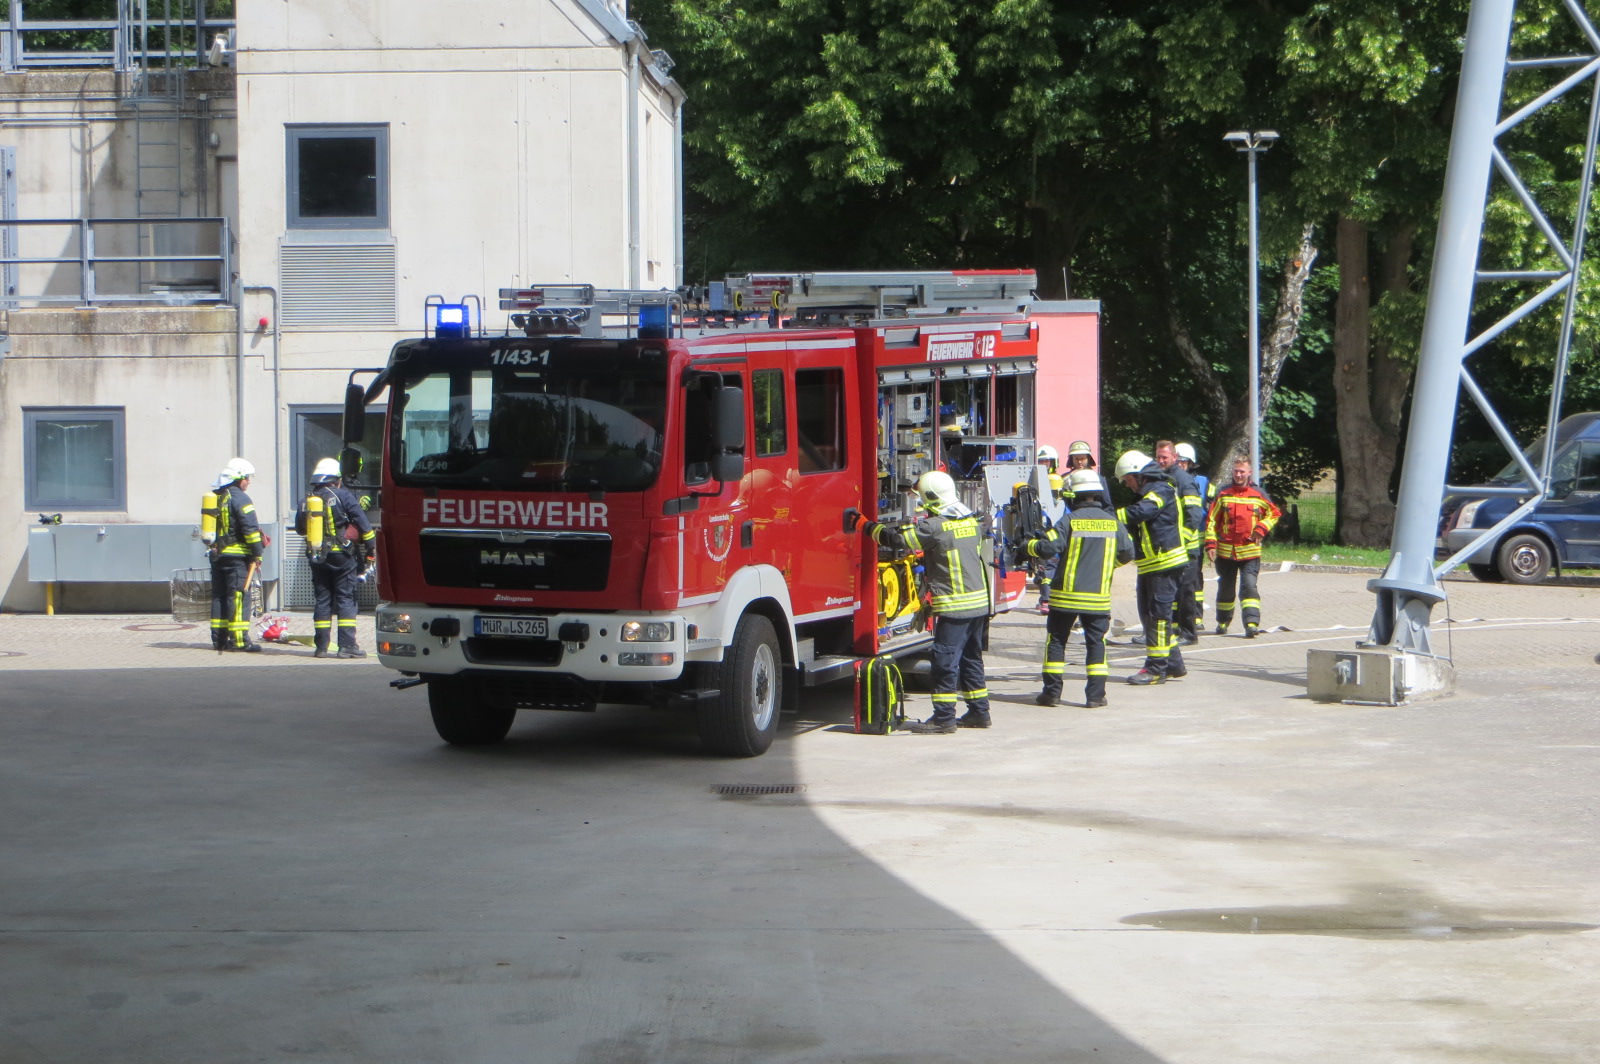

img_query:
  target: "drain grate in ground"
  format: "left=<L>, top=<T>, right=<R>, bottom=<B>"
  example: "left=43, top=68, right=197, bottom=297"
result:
left=710, top=783, right=806, bottom=797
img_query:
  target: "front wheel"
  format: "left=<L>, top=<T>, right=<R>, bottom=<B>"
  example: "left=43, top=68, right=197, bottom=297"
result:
left=697, top=614, right=782, bottom=758
left=428, top=675, right=516, bottom=745
left=1497, top=533, right=1553, bottom=585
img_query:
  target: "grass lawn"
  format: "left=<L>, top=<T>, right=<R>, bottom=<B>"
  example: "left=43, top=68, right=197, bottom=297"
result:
left=1264, top=491, right=1391, bottom=568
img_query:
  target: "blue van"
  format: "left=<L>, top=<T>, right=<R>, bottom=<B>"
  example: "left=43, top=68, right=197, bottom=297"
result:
left=1437, top=411, right=1600, bottom=583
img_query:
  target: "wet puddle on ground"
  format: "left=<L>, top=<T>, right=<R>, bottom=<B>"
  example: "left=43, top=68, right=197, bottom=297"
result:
left=1123, top=886, right=1596, bottom=939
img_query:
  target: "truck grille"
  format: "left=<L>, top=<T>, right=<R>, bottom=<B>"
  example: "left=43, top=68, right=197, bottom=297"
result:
left=420, top=530, right=611, bottom=591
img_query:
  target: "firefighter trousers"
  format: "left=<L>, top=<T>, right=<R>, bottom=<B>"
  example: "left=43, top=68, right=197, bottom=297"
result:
left=1136, top=566, right=1186, bottom=677
left=310, top=551, right=361, bottom=651
left=1214, top=556, right=1262, bottom=630
left=928, top=615, right=990, bottom=725
left=209, top=553, right=253, bottom=649
left=1041, top=610, right=1109, bottom=704
left=1176, top=550, right=1205, bottom=640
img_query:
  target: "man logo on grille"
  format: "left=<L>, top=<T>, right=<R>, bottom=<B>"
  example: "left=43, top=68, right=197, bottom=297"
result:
left=480, top=549, right=548, bottom=567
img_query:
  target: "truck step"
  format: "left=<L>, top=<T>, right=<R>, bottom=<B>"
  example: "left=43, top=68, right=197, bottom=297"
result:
left=800, top=655, right=859, bottom=686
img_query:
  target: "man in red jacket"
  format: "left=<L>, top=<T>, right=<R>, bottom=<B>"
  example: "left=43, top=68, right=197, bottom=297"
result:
left=1204, top=457, right=1281, bottom=638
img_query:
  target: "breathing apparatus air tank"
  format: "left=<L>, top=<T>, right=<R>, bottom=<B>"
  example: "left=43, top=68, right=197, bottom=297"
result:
left=200, top=491, right=220, bottom=546
left=304, top=492, right=326, bottom=560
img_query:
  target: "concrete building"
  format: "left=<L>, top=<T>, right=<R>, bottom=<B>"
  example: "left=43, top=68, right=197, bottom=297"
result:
left=0, top=0, right=683, bottom=613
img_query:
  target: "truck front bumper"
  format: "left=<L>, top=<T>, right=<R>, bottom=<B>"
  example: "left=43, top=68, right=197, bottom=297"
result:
left=373, top=604, right=692, bottom=682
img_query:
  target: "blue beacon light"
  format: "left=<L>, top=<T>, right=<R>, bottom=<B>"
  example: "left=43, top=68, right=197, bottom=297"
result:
left=637, top=303, right=670, bottom=339
left=434, top=303, right=471, bottom=339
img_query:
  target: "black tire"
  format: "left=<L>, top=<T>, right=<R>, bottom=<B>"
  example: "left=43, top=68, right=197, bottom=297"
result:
left=427, top=675, right=516, bottom=746
left=1496, top=533, right=1553, bottom=585
left=697, top=614, right=782, bottom=758
left=1468, top=562, right=1505, bottom=583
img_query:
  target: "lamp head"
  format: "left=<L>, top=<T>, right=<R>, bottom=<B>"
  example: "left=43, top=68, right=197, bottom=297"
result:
left=1224, top=130, right=1280, bottom=152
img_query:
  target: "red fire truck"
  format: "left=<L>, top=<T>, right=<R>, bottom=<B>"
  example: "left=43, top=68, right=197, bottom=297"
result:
left=339, top=271, right=1098, bottom=757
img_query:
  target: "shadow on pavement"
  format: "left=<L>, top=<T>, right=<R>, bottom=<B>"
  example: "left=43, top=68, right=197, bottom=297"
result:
left=0, top=667, right=1169, bottom=1064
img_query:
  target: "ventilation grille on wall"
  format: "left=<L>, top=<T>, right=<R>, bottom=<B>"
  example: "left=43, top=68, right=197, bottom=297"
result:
left=282, top=531, right=382, bottom=611
left=280, top=243, right=397, bottom=328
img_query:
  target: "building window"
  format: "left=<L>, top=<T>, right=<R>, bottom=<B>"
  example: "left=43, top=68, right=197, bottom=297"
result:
left=287, top=125, right=389, bottom=229
left=291, top=406, right=386, bottom=519
left=24, top=408, right=125, bottom=511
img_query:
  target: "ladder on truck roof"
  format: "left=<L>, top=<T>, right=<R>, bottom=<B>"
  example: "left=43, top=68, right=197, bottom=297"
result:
left=720, top=269, right=1037, bottom=317
left=495, top=269, right=1038, bottom=337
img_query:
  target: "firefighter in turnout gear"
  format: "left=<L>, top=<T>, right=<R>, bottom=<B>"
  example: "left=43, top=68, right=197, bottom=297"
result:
left=1115, top=450, right=1190, bottom=685
left=1206, top=456, right=1282, bottom=637
left=207, top=457, right=265, bottom=652
left=850, top=470, right=993, bottom=733
left=1024, top=468, right=1134, bottom=708
left=1173, top=442, right=1216, bottom=642
left=1154, top=440, right=1207, bottom=646
left=299, top=457, right=377, bottom=658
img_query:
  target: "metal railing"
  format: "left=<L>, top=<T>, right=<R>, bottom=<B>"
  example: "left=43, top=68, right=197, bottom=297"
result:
left=0, top=216, right=232, bottom=306
left=1, top=2, right=234, bottom=73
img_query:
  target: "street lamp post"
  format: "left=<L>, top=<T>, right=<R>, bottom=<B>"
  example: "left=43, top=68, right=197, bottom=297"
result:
left=1223, top=129, right=1278, bottom=484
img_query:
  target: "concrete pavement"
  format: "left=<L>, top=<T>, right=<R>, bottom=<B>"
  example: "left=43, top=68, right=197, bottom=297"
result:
left=3, top=567, right=1600, bottom=1062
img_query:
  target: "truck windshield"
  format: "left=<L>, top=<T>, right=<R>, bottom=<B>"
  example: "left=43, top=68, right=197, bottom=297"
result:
left=390, top=344, right=667, bottom=492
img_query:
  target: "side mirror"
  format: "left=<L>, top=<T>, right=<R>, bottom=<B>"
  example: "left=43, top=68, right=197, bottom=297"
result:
left=342, top=383, right=366, bottom=445
left=714, top=385, right=745, bottom=451
left=713, top=451, right=745, bottom=483
left=338, top=446, right=364, bottom=483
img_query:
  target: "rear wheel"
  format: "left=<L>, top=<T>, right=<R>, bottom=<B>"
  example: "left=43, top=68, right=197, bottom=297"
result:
left=1497, top=533, right=1553, bottom=585
left=1467, top=562, right=1504, bottom=582
left=697, top=614, right=782, bottom=758
left=428, top=675, right=516, bottom=745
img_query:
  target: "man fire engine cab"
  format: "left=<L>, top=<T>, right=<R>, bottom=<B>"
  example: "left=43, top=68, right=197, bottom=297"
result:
left=341, top=272, right=1094, bottom=757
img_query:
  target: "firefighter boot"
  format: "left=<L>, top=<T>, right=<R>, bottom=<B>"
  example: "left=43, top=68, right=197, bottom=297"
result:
left=314, top=634, right=330, bottom=659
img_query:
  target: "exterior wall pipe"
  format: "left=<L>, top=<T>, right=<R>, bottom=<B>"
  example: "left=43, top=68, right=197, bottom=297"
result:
left=626, top=39, right=641, bottom=289
left=1366, top=0, right=1515, bottom=651
left=242, top=283, right=280, bottom=610
left=674, top=92, right=684, bottom=288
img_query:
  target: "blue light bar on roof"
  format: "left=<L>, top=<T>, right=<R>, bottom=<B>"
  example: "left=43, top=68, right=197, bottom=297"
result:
left=434, top=303, right=470, bottom=339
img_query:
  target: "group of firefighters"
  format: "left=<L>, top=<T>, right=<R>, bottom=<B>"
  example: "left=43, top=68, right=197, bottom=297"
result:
left=851, top=440, right=1280, bottom=733
left=201, top=457, right=375, bottom=657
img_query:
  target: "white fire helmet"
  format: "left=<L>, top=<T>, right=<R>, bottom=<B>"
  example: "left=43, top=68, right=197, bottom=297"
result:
left=915, top=470, right=962, bottom=515
left=1036, top=444, right=1059, bottom=468
left=1067, top=469, right=1104, bottom=496
left=1175, top=442, right=1198, bottom=464
left=1114, top=450, right=1152, bottom=480
left=220, top=457, right=256, bottom=482
left=1068, top=440, right=1094, bottom=459
left=311, top=457, right=342, bottom=483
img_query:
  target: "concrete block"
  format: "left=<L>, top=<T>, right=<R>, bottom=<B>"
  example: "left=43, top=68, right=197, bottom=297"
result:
left=1307, top=646, right=1456, bottom=706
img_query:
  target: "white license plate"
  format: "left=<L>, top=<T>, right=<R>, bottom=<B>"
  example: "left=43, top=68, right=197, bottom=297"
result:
left=474, top=616, right=549, bottom=639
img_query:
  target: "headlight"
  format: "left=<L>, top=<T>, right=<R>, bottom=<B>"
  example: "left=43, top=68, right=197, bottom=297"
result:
left=378, top=610, right=413, bottom=634
left=1457, top=499, right=1483, bottom=527
left=621, top=620, right=675, bottom=642
left=379, top=640, right=416, bottom=657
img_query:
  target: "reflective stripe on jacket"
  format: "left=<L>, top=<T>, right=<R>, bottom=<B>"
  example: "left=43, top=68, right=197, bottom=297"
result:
left=1116, top=472, right=1188, bottom=574
left=1166, top=464, right=1207, bottom=553
left=1026, top=503, right=1135, bottom=613
left=217, top=484, right=264, bottom=559
left=1205, top=485, right=1281, bottom=561
left=870, top=511, right=992, bottom=618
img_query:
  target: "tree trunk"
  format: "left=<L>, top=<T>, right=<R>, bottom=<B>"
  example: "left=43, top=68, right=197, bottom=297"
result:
left=1210, top=223, right=1319, bottom=471
left=1333, top=216, right=1415, bottom=546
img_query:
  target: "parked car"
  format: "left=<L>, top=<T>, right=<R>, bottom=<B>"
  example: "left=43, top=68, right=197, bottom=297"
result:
left=1438, top=411, right=1600, bottom=584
